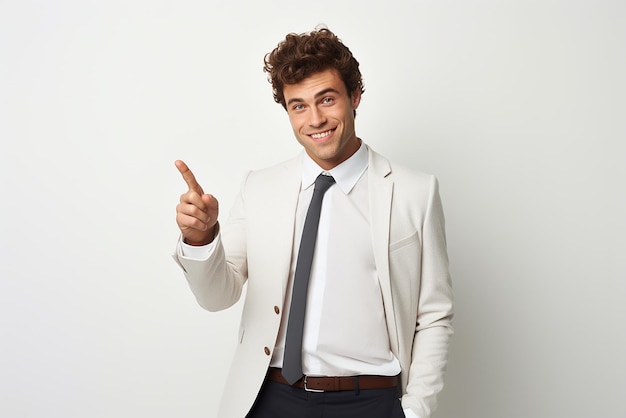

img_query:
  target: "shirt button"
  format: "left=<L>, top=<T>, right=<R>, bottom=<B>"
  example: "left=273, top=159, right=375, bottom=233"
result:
left=264, top=347, right=271, bottom=356
left=274, top=306, right=280, bottom=314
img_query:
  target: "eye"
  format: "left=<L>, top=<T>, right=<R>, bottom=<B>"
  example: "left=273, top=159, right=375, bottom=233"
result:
left=292, top=103, right=305, bottom=111
left=321, top=97, right=334, bottom=105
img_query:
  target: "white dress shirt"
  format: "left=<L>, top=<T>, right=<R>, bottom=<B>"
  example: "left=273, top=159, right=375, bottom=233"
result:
left=269, top=143, right=401, bottom=378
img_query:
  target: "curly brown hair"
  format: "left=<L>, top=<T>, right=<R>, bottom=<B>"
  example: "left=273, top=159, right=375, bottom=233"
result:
left=263, top=27, right=365, bottom=109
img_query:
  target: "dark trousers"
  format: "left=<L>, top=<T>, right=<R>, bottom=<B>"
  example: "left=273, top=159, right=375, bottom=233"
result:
left=246, top=379, right=406, bottom=418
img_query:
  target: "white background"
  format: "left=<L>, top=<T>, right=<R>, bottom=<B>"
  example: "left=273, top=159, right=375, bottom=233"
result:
left=1, top=1, right=625, bottom=417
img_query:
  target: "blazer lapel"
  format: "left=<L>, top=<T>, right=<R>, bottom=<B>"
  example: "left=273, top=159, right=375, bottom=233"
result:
left=268, top=155, right=304, bottom=297
left=367, top=148, right=399, bottom=355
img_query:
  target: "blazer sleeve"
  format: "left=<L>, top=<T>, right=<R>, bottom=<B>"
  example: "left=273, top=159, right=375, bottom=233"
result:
left=402, top=176, right=454, bottom=417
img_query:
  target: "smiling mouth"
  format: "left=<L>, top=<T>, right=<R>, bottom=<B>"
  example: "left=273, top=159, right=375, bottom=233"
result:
left=310, top=129, right=333, bottom=139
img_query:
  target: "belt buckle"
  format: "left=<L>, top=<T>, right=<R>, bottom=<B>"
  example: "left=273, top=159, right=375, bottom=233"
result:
left=303, top=376, right=324, bottom=392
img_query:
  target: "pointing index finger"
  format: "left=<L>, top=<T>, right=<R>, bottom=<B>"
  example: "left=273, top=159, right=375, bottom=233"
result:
left=175, top=160, right=204, bottom=195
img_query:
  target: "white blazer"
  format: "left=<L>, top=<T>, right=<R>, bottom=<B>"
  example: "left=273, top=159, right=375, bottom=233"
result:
left=173, top=146, right=454, bottom=418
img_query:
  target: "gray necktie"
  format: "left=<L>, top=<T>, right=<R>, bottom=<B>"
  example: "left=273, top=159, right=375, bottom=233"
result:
left=281, top=173, right=336, bottom=385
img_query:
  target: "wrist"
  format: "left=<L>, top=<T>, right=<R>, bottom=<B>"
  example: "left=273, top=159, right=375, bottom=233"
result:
left=184, top=224, right=217, bottom=246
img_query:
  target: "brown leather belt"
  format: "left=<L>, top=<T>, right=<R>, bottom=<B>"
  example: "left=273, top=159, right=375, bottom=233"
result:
left=267, top=368, right=399, bottom=392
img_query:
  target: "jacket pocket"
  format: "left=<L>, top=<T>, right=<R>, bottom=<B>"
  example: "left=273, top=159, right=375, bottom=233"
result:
left=389, top=230, right=419, bottom=253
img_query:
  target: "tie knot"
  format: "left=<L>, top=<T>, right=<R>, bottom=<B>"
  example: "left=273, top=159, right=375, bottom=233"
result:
left=314, top=174, right=335, bottom=193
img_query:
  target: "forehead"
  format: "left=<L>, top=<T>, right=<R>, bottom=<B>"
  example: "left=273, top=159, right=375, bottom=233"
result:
left=283, top=68, right=347, bottom=101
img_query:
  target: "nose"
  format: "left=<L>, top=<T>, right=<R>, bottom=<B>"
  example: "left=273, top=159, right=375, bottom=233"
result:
left=308, top=107, right=327, bottom=128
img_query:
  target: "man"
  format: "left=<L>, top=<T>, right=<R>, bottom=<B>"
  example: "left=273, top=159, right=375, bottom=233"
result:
left=173, top=27, right=453, bottom=418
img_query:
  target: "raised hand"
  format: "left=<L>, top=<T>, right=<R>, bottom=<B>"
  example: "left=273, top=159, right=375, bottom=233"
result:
left=175, top=160, right=219, bottom=246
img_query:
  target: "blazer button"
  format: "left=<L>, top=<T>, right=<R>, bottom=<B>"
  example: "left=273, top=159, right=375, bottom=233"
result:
left=264, top=347, right=271, bottom=356
left=274, top=306, right=280, bottom=314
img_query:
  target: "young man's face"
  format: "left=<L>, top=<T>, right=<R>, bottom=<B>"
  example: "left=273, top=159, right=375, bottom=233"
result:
left=283, top=68, right=361, bottom=170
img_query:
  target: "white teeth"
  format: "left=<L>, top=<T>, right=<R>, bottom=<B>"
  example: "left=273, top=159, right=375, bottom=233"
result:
left=311, top=130, right=331, bottom=139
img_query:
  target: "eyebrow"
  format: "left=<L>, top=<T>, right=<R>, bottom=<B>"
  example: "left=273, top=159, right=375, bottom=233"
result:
left=286, top=88, right=341, bottom=106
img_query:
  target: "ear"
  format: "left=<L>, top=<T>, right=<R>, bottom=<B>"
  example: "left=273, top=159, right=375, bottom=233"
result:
left=351, top=89, right=362, bottom=110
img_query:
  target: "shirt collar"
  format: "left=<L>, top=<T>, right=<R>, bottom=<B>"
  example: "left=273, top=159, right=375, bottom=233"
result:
left=301, top=141, right=369, bottom=194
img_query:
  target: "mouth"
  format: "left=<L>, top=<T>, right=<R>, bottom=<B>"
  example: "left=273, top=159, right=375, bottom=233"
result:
left=309, top=129, right=334, bottom=141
